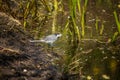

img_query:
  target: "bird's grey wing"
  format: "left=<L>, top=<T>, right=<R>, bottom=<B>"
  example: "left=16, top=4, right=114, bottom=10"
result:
left=44, top=35, right=56, bottom=41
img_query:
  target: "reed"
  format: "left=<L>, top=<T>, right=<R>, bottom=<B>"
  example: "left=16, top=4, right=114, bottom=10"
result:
left=52, top=0, right=58, bottom=33
left=112, top=32, right=119, bottom=42
left=95, top=17, right=105, bottom=35
left=65, top=0, right=88, bottom=56
left=95, top=17, right=99, bottom=33
left=68, top=0, right=82, bottom=42
left=41, top=0, right=52, bottom=12
left=113, top=11, right=120, bottom=33
left=80, top=0, right=88, bottom=37
left=62, top=0, right=88, bottom=78
left=19, top=0, right=38, bottom=31
left=111, top=11, right=120, bottom=42
left=23, top=1, right=30, bottom=30
left=99, top=23, right=104, bottom=35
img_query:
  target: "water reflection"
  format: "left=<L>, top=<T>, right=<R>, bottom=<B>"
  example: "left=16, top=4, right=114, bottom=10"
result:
left=59, top=36, right=120, bottom=80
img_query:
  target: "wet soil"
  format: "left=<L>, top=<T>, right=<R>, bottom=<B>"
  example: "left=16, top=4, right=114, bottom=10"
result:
left=0, top=12, right=62, bottom=80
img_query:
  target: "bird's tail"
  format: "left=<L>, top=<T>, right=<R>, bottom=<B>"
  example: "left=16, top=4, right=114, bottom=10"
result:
left=29, top=39, right=44, bottom=42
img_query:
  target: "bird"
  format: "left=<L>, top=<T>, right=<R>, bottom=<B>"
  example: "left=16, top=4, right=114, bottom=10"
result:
left=29, top=33, right=62, bottom=46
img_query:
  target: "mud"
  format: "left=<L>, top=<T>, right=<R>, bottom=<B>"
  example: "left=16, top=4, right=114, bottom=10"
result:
left=0, top=12, right=62, bottom=80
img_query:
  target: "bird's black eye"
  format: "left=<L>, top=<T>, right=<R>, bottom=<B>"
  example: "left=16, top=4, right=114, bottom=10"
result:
left=54, top=33, right=58, bottom=36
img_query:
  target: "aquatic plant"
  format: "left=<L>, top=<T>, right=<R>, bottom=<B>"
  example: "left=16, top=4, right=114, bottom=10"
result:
left=19, top=0, right=38, bottom=31
left=113, top=11, right=120, bottom=33
left=61, top=0, right=88, bottom=78
left=52, top=0, right=58, bottom=33
left=111, top=11, right=120, bottom=42
left=99, top=22, right=104, bottom=35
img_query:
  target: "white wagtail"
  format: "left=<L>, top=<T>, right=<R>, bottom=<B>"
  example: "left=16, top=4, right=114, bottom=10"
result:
left=29, top=33, right=62, bottom=46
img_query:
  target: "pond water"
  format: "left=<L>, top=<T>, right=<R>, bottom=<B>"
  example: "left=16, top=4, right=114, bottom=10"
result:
left=33, top=0, right=120, bottom=80
left=51, top=1, right=120, bottom=80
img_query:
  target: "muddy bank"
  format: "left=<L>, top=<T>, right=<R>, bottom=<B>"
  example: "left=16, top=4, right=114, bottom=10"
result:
left=0, top=12, right=63, bottom=80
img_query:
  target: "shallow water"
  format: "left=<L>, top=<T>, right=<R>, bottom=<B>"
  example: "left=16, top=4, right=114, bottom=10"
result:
left=32, top=0, right=120, bottom=80
left=52, top=1, right=120, bottom=80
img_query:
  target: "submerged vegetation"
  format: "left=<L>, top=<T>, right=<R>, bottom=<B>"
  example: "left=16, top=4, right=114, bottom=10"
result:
left=0, top=0, right=120, bottom=80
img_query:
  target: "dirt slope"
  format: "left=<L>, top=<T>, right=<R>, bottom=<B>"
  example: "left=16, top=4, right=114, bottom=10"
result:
left=0, top=12, right=62, bottom=80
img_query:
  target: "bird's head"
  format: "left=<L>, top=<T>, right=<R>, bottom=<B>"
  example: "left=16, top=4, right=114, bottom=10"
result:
left=55, top=33, right=62, bottom=38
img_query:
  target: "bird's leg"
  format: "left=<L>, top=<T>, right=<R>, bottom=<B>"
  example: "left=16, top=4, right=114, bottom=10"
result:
left=47, top=43, right=54, bottom=52
left=51, top=45, right=54, bottom=52
left=45, top=44, right=51, bottom=52
left=50, top=43, right=55, bottom=52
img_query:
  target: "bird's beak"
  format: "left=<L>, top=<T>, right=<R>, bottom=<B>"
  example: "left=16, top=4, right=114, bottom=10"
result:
left=58, top=34, right=62, bottom=37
